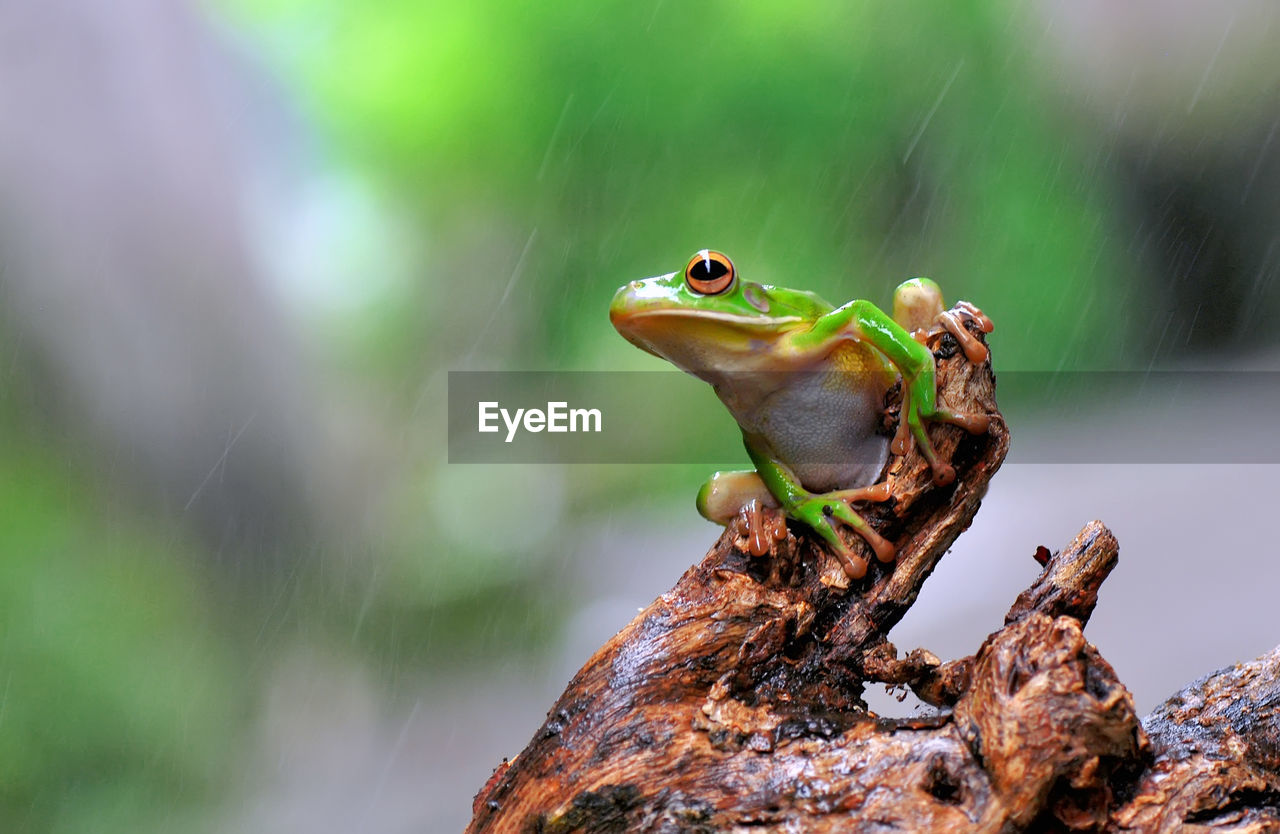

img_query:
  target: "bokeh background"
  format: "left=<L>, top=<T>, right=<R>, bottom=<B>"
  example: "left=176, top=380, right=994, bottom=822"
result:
left=1, top=1, right=1279, bottom=831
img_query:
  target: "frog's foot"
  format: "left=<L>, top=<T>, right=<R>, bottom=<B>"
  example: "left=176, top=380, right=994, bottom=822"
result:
left=792, top=493, right=894, bottom=579
left=699, top=471, right=790, bottom=557
left=911, top=301, right=995, bottom=363
left=735, top=498, right=788, bottom=557
left=936, top=301, right=994, bottom=364
left=892, top=399, right=990, bottom=487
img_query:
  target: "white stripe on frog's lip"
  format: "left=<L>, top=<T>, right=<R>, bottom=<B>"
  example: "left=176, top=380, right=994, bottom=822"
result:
left=619, top=308, right=805, bottom=327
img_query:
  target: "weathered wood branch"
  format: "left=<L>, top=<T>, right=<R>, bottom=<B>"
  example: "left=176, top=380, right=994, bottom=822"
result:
left=1113, top=648, right=1280, bottom=831
left=466, top=315, right=1280, bottom=832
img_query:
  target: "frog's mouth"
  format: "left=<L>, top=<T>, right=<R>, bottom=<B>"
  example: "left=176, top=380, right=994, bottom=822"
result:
left=611, top=307, right=805, bottom=354
left=614, top=307, right=805, bottom=328
left=612, top=307, right=810, bottom=372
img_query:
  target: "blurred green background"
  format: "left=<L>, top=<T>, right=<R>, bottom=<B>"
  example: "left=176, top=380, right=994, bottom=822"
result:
left=1, top=1, right=1278, bottom=831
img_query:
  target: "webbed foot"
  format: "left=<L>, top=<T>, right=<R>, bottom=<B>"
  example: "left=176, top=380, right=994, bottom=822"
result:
left=710, top=458, right=898, bottom=581
left=934, top=301, right=994, bottom=363
left=735, top=498, right=788, bottom=557
left=790, top=489, right=895, bottom=579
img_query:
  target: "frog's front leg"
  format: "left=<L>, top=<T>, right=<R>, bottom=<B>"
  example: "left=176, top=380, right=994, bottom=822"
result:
left=789, top=296, right=989, bottom=487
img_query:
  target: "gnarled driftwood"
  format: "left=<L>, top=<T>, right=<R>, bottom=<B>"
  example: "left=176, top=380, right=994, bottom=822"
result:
left=467, top=314, right=1280, bottom=832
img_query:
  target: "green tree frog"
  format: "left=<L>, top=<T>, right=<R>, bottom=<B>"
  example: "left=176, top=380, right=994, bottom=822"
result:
left=610, top=250, right=992, bottom=581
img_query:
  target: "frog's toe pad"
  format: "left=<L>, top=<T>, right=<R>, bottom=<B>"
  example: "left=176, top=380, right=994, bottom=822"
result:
left=864, top=529, right=896, bottom=563
left=831, top=545, right=868, bottom=580
left=736, top=498, right=787, bottom=557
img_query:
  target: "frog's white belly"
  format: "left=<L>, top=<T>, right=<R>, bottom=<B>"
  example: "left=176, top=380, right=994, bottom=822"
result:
left=717, top=371, right=890, bottom=493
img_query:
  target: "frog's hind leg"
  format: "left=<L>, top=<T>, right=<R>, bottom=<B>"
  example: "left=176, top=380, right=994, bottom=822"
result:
left=741, top=447, right=896, bottom=579
left=704, top=464, right=894, bottom=578
left=697, top=470, right=776, bottom=523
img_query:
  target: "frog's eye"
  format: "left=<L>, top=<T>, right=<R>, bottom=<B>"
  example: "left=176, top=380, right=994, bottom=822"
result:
left=684, top=249, right=736, bottom=295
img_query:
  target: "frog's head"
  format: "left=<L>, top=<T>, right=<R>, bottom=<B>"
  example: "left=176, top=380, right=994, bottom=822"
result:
left=610, top=250, right=829, bottom=374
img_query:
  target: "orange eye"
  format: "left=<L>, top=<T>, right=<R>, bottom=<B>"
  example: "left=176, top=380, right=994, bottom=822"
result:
left=684, top=249, right=736, bottom=295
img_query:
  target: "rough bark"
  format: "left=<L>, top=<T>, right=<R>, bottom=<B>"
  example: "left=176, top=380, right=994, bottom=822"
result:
left=1113, top=650, right=1280, bottom=832
left=466, top=315, right=1280, bottom=833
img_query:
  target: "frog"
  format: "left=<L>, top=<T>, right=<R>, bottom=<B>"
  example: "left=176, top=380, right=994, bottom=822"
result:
left=609, top=249, right=992, bottom=581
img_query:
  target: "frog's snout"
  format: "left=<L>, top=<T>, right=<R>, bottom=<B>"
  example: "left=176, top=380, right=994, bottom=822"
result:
left=613, top=280, right=642, bottom=297
left=610, top=271, right=682, bottom=337
left=615, top=280, right=645, bottom=302
left=609, top=282, right=641, bottom=326
left=609, top=280, right=653, bottom=322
